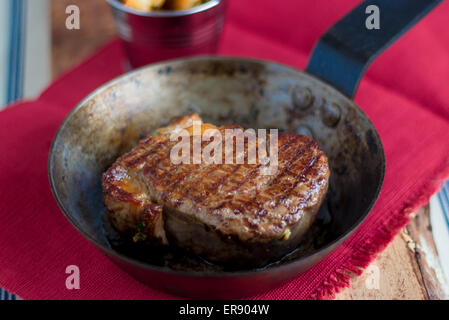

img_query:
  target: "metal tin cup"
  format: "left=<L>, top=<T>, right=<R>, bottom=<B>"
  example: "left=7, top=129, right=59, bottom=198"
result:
left=107, top=0, right=227, bottom=68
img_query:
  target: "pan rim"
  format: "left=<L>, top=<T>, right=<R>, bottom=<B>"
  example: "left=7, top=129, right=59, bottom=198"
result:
left=48, top=55, right=386, bottom=278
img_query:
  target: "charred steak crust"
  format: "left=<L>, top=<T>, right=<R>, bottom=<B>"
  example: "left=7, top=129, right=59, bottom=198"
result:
left=102, top=114, right=330, bottom=267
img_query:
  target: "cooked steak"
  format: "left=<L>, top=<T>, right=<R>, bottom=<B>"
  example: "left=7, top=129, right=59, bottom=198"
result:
left=103, top=114, right=330, bottom=267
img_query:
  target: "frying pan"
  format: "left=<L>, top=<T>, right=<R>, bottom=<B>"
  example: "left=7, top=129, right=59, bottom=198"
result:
left=48, top=0, right=442, bottom=298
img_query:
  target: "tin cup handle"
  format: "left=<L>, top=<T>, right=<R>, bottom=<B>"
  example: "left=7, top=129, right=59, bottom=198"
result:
left=306, top=0, right=443, bottom=98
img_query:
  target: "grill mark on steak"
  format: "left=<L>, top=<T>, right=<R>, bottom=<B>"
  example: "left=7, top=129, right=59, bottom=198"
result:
left=102, top=114, right=330, bottom=267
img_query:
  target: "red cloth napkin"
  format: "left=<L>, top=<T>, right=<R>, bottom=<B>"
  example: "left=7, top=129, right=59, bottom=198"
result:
left=1, top=0, right=449, bottom=300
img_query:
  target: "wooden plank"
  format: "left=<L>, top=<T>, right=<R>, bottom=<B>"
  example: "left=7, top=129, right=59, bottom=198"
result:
left=406, top=206, right=449, bottom=299
left=51, top=0, right=115, bottom=78
left=335, top=230, right=428, bottom=300
left=336, top=206, right=448, bottom=300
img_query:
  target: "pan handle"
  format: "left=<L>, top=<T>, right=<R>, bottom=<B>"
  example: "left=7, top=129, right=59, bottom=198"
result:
left=306, top=0, right=443, bottom=98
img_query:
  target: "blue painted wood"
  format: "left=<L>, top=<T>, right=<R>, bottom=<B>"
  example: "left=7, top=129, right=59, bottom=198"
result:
left=1, top=0, right=26, bottom=299
left=0, top=287, right=17, bottom=300
left=437, top=182, right=449, bottom=230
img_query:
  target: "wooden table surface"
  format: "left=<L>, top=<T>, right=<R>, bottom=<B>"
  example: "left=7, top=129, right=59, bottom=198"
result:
left=51, top=0, right=447, bottom=300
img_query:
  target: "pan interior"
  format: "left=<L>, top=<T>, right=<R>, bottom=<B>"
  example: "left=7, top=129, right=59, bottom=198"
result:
left=49, top=57, right=384, bottom=272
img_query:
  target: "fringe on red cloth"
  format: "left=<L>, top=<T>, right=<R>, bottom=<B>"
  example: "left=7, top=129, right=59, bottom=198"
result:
left=312, top=158, right=449, bottom=299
